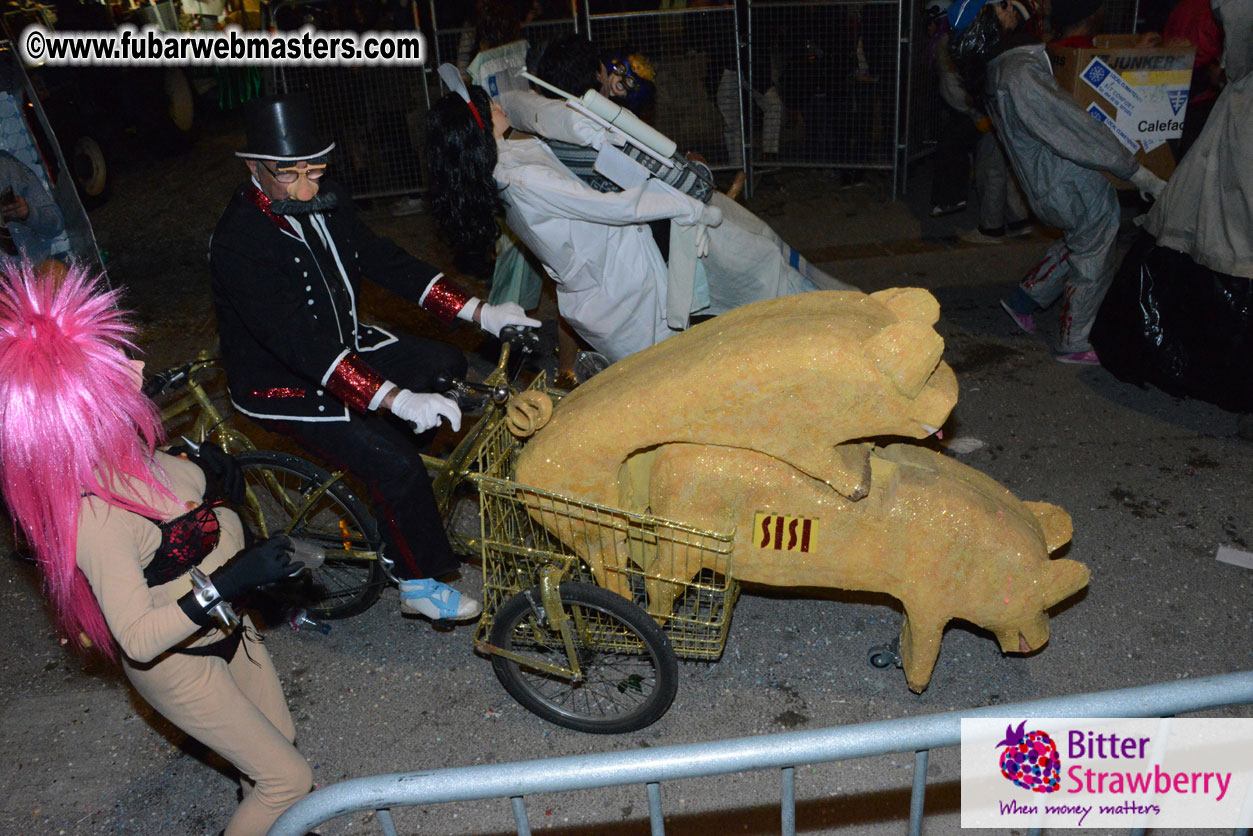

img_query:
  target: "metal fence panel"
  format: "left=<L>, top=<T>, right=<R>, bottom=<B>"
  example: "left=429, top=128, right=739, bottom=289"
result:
left=262, top=0, right=1151, bottom=203
left=907, top=0, right=937, bottom=161
left=1105, top=0, right=1141, bottom=33
left=268, top=670, right=1253, bottom=835
left=425, top=3, right=578, bottom=80
left=268, top=64, right=431, bottom=200
left=902, top=0, right=940, bottom=192
left=748, top=0, right=900, bottom=174
left=585, top=4, right=743, bottom=170
left=266, top=8, right=577, bottom=202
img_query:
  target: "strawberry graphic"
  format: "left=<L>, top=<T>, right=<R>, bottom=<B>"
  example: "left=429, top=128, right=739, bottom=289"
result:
left=996, top=721, right=1061, bottom=793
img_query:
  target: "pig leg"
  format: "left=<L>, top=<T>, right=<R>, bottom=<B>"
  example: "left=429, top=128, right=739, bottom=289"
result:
left=992, top=610, right=1050, bottom=654
left=639, top=446, right=732, bottom=618
left=898, top=605, right=950, bottom=693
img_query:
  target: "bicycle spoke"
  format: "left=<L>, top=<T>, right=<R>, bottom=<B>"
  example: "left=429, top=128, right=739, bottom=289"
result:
left=306, top=559, right=374, bottom=603
left=237, top=452, right=385, bottom=619
left=507, top=605, right=661, bottom=720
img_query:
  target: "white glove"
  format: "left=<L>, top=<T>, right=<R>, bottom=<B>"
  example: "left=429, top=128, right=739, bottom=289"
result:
left=694, top=224, right=713, bottom=258
left=1129, top=166, right=1167, bottom=201
left=390, top=389, right=461, bottom=433
left=477, top=301, right=542, bottom=338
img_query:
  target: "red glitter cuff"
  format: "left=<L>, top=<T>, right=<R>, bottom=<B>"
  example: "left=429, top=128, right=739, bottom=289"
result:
left=421, top=276, right=472, bottom=322
left=249, top=387, right=307, bottom=399
left=325, top=353, right=386, bottom=413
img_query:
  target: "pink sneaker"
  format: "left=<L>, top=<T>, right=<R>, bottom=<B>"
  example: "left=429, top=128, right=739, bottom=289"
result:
left=1056, top=350, right=1100, bottom=365
left=999, top=299, right=1036, bottom=334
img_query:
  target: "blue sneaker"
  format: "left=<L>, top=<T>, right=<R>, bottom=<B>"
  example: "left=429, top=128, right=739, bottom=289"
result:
left=399, top=578, right=482, bottom=621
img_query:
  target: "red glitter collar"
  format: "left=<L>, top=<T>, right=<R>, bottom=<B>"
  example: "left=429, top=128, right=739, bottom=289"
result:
left=245, top=184, right=296, bottom=236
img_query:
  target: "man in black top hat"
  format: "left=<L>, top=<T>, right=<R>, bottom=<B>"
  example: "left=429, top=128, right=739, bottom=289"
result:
left=209, top=95, right=539, bottom=622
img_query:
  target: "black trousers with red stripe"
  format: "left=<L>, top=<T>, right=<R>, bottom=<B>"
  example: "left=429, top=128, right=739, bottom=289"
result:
left=259, top=334, right=467, bottom=580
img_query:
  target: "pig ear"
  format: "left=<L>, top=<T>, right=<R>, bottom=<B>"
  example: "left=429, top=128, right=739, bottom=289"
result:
left=1024, top=501, right=1074, bottom=553
left=870, top=287, right=941, bottom=325
left=864, top=320, right=944, bottom=399
left=1043, top=558, right=1090, bottom=608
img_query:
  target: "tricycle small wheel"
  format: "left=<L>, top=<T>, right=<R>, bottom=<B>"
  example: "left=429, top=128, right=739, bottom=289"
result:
left=489, top=583, right=678, bottom=734
left=867, top=642, right=901, bottom=670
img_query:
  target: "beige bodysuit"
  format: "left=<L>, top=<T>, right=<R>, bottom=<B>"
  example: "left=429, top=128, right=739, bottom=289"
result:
left=76, top=451, right=311, bottom=836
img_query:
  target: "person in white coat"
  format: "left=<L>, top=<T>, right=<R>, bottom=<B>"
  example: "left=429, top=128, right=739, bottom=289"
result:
left=425, top=84, right=720, bottom=363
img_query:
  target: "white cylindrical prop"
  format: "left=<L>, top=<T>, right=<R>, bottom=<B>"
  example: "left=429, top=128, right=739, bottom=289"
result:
left=580, top=90, right=677, bottom=159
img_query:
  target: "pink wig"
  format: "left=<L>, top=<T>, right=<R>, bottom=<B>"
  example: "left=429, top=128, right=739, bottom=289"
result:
left=0, top=263, right=173, bottom=659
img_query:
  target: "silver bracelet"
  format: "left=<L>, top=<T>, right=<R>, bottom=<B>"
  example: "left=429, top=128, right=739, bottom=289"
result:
left=189, top=568, right=240, bottom=630
left=189, top=567, right=222, bottom=608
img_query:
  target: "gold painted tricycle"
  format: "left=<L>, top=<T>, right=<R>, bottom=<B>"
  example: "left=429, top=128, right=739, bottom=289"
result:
left=149, top=328, right=740, bottom=733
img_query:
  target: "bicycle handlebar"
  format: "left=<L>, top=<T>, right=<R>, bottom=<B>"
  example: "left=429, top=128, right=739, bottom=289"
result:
left=499, top=324, right=541, bottom=353
left=433, top=376, right=511, bottom=405
left=142, top=363, right=192, bottom=399
left=142, top=355, right=223, bottom=400
left=432, top=325, right=539, bottom=409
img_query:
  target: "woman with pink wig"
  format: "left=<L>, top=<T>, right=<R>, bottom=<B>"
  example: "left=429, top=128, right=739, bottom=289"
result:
left=0, top=263, right=312, bottom=836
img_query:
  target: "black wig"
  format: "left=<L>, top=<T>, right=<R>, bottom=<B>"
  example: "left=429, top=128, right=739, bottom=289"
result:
left=948, top=4, right=1004, bottom=103
left=535, top=33, right=601, bottom=98
left=424, top=85, right=503, bottom=259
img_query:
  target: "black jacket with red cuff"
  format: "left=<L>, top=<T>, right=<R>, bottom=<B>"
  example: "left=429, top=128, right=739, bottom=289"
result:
left=209, top=179, right=468, bottom=422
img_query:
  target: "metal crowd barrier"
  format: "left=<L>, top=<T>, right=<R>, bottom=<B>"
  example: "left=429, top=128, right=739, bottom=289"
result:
left=423, top=3, right=578, bottom=82
left=268, top=61, right=431, bottom=200
left=1105, top=0, right=1142, bottom=35
left=264, top=0, right=432, bottom=201
left=585, top=3, right=740, bottom=171
left=747, top=1, right=899, bottom=173
left=263, top=0, right=1149, bottom=201
left=267, top=670, right=1253, bottom=836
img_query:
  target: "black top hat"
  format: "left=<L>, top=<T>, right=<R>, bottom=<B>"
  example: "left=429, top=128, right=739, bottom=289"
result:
left=236, top=95, right=335, bottom=162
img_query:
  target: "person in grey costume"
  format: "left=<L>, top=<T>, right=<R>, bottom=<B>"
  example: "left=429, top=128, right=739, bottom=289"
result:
left=948, top=0, right=1167, bottom=363
left=0, top=151, right=64, bottom=265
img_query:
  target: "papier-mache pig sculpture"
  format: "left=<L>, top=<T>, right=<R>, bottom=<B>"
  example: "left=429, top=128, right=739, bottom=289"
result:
left=514, top=289, right=1089, bottom=692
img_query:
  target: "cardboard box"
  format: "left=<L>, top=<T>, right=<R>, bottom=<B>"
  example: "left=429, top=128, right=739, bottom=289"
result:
left=1047, top=35, right=1194, bottom=186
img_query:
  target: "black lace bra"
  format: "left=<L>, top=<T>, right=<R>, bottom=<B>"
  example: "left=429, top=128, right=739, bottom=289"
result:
left=141, top=501, right=222, bottom=587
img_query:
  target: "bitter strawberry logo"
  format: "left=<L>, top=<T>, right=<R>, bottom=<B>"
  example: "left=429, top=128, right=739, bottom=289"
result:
left=996, top=721, right=1061, bottom=793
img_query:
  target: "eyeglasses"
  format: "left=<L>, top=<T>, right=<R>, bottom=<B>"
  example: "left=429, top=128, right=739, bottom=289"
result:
left=264, top=160, right=327, bottom=185
left=605, top=58, right=642, bottom=93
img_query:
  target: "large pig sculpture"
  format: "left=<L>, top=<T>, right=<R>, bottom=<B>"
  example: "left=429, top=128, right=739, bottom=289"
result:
left=513, top=289, right=1089, bottom=692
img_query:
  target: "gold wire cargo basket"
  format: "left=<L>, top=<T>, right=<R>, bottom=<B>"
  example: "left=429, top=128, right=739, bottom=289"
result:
left=469, top=386, right=739, bottom=661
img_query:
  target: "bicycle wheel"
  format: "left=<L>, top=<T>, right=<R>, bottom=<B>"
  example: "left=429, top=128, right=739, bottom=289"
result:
left=489, top=582, right=679, bottom=734
left=235, top=450, right=386, bottom=619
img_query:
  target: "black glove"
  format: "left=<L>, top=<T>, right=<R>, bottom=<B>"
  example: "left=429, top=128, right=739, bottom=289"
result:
left=211, top=536, right=297, bottom=599
left=167, top=441, right=246, bottom=506
left=176, top=536, right=295, bottom=627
